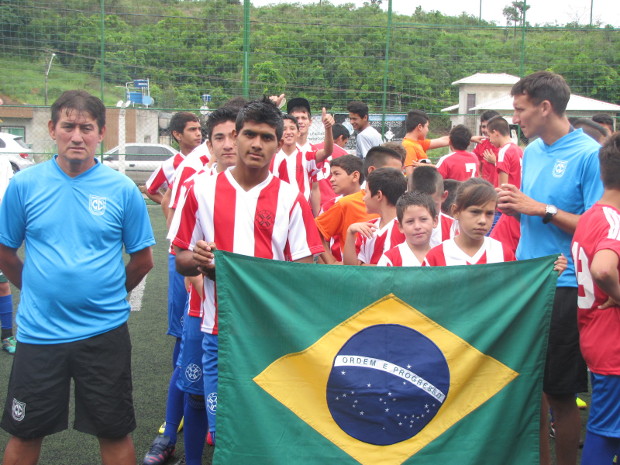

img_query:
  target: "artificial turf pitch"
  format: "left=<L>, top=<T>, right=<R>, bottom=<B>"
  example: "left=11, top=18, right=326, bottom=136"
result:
left=0, top=203, right=589, bottom=464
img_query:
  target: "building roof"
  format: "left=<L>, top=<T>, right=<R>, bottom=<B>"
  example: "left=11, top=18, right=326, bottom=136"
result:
left=451, top=73, right=520, bottom=86
left=470, top=94, right=620, bottom=112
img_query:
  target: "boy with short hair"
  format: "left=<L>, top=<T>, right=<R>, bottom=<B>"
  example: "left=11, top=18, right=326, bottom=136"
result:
left=343, top=167, right=407, bottom=266
left=473, top=110, right=501, bottom=186
left=171, top=98, right=323, bottom=448
left=313, top=123, right=351, bottom=206
left=347, top=101, right=382, bottom=159
left=402, top=109, right=450, bottom=175
left=315, top=146, right=403, bottom=264
left=377, top=191, right=438, bottom=267
left=571, top=132, right=620, bottom=464
left=486, top=116, right=523, bottom=187
left=408, top=165, right=458, bottom=247
left=435, top=125, right=479, bottom=181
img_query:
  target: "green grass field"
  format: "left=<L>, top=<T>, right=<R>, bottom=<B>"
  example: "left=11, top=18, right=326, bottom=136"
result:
left=0, top=203, right=590, bottom=464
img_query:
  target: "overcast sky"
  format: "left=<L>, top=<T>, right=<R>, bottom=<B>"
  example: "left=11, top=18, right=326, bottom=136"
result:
left=251, top=0, right=619, bottom=27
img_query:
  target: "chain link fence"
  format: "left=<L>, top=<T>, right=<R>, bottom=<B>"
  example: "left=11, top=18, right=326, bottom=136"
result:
left=1, top=0, right=618, bottom=171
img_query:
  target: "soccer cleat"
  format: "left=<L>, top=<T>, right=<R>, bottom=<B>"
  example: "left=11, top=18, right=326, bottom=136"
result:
left=206, top=431, right=215, bottom=446
left=1, top=336, right=16, bottom=355
left=143, top=435, right=175, bottom=465
left=576, top=397, right=587, bottom=409
left=157, top=417, right=184, bottom=435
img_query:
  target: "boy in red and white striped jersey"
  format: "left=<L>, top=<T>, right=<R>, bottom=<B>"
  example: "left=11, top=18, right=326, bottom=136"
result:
left=343, top=164, right=407, bottom=266
left=171, top=98, right=323, bottom=447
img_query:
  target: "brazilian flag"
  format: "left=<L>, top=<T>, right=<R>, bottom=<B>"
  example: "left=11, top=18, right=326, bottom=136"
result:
left=214, top=251, right=558, bottom=464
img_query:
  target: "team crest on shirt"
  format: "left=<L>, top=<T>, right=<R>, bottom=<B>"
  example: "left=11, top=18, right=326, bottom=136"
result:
left=552, top=160, right=568, bottom=178
left=89, top=195, right=107, bottom=216
left=256, top=209, right=275, bottom=229
left=207, top=392, right=217, bottom=413
left=11, top=398, right=25, bottom=422
left=185, top=363, right=202, bottom=383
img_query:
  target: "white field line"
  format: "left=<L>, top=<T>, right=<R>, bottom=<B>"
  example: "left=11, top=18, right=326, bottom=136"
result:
left=129, top=275, right=147, bottom=312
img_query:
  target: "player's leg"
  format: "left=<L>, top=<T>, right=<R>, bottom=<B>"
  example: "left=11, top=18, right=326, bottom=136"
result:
left=0, top=278, right=15, bottom=354
left=2, top=436, right=44, bottom=465
left=99, top=435, right=136, bottom=465
left=202, top=332, right=218, bottom=445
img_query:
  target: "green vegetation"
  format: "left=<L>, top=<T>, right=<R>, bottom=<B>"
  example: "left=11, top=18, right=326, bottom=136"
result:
left=1, top=0, right=618, bottom=111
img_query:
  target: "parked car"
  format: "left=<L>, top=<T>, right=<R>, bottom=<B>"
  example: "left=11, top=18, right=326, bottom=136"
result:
left=102, top=143, right=177, bottom=185
left=0, top=132, right=35, bottom=173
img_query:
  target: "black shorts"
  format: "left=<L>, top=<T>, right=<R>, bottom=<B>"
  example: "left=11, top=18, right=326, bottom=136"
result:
left=543, top=287, right=588, bottom=396
left=1, top=323, right=135, bottom=439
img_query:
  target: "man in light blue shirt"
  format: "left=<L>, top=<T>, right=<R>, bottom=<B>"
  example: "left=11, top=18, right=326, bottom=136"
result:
left=0, top=90, right=155, bottom=465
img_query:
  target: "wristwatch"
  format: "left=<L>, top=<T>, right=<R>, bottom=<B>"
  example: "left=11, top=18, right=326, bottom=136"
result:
left=542, top=204, right=558, bottom=224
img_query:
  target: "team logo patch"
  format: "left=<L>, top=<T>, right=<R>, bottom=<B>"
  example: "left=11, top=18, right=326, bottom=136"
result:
left=552, top=160, right=568, bottom=178
left=11, top=398, right=25, bottom=422
left=256, top=210, right=275, bottom=229
left=185, top=363, right=202, bottom=383
left=207, top=392, right=217, bottom=413
left=89, top=195, right=107, bottom=215
left=327, top=325, right=449, bottom=445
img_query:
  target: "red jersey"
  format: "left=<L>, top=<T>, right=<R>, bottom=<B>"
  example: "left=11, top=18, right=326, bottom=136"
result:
left=490, top=214, right=520, bottom=255
left=171, top=170, right=323, bottom=334
left=355, top=217, right=406, bottom=265
left=377, top=242, right=424, bottom=267
left=424, top=237, right=515, bottom=266
left=436, top=150, right=479, bottom=181
left=496, top=142, right=523, bottom=188
left=430, top=212, right=458, bottom=248
left=572, top=203, right=620, bottom=375
left=270, top=148, right=323, bottom=202
left=473, top=138, right=499, bottom=187
left=169, top=144, right=211, bottom=209
left=145, top=152, right=185, bottom=195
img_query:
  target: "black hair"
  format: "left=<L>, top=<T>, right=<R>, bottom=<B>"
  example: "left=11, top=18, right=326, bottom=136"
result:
left=363, top=146, right=403, bottom=177
left=332, top=123, right=350, bottom=141
left=453, top=178, right=497, bottom=214
left=599, top=133, right=620, bottom=190
left=205, top=106, right=238, bottom=141
left=486, top=116, right=510, bottom=137
left=592, top=113, right=614, bottom=128
left=283, top=114, right=300, bottom=130
left=51, top=90, right=106, bottom=133
left=331, top=155, right=364, bottom=183
left=396, top=191, right=437, bottom=224
left=449, top=124, right=472, bottom=151
left=480, top=110, right=500, bottom=123
left=441, top=179, right=461, bottom=215
left=366, top=167, right=407, bottom=207
left=405, top=110, right=429, bottom=133
left=235, top=97, right=284, bottom=141
left=347, top=101, right=369, bottom=119
left=570, top=118, right=609, bottom=143
left=511, top=71, right=571, bottom=116
left=407, top=165, right=443, bottom=196
left=169, top=111, right=200, bottom=143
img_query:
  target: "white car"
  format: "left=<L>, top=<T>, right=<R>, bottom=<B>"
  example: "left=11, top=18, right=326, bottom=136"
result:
left=0, top=132, right=35, bottom=173
left=102, top=143, right=177, bottom=184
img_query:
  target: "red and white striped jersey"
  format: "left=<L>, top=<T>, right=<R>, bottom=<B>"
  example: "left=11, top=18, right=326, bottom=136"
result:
left=424, top=236, right=515, bottom=266
left=269, top=148, right=323, bottom=201
left=355, top=216, right=406, bottom=265
left=377, top=242, right=424, bottom=267
left=169, top=143, right=211, bottom=209
left=145, top=152, right=186, bottom=195
left=430, top=212, right=458, bottom=248
left=171, top=169, right=324, bottom=334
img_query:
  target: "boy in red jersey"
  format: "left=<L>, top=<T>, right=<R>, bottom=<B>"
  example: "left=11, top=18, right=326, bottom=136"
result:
left=343, top=167, right=407, bottom=266
left=571, top=133, right=620, bottom=463
left=171, top=98, right=323, bottom=447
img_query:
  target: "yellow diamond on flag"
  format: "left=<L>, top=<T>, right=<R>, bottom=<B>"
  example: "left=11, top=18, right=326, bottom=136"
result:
left=254, top=294, right=518, bottom=465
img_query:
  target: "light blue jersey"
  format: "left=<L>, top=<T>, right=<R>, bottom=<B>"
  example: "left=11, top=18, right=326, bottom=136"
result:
left=516, top=128, right=603, bottom=288
left=0, top=157, right=155, bottom=343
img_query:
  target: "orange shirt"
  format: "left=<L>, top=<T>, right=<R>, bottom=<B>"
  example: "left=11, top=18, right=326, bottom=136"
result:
left=315, top=190, right=378, bottom=253
left=403, top=137, right=431, bottom=167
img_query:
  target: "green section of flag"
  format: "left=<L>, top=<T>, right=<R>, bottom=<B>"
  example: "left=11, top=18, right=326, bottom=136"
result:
left=213, top=252, right=558, bottom=465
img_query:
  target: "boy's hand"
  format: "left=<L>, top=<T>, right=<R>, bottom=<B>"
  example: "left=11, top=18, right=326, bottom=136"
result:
left=322, top=107, right=335, bottom=129
left=483, top=149, right=496, bottom=164
left=599, top=297, right=620, bottom=309
left=348, top=222, right=377, bottom=239
left=470, top=135, right=485, bottom=144
left=554, top=253, right=567, bottom=276
left=269, top=93, right=286, bottom=108
left=194, top=240, right=217, bottom=279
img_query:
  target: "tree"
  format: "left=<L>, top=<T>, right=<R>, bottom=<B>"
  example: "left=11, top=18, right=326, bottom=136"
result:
left=503, top=1, right=530, bottom=38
